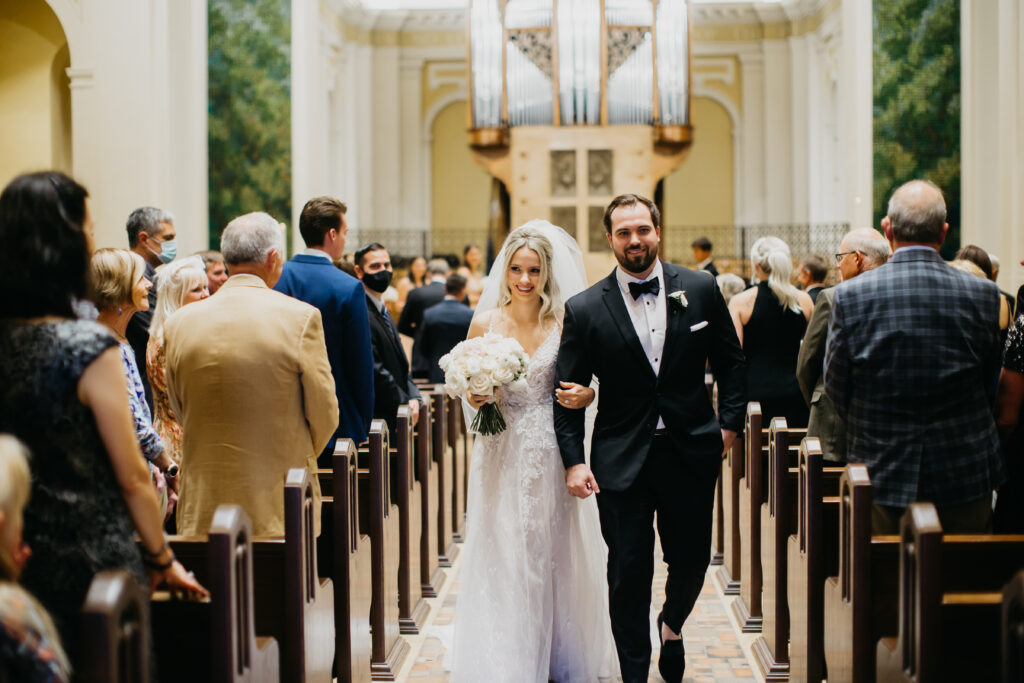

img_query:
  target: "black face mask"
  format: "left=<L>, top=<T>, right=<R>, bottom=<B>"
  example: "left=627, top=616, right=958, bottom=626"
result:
left=362, top=269, right=393, bottom=293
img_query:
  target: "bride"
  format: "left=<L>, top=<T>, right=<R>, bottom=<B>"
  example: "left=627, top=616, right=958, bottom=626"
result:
left=452, top=221, right=618, bottom=682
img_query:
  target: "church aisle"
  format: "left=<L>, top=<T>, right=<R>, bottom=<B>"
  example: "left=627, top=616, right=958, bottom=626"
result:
left=394, top=544, right=763, bottom=682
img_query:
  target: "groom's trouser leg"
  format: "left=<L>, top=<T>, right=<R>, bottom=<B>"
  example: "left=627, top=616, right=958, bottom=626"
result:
left=597, top=456, right=657, bottom=683
left=653, top=436, right=719, bottom=635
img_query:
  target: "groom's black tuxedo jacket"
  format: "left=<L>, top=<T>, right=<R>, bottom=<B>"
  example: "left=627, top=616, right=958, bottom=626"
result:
left=554, top=262, right=747, bottom=491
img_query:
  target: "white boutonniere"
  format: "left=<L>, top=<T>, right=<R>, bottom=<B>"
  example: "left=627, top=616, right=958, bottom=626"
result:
left=668, top=290, right=688, bottom=309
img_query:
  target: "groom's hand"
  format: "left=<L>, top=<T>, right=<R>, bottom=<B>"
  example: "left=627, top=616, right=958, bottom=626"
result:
left=566, top=464, right=600, bottom=498
left=721, top=428, right=737, bottom=458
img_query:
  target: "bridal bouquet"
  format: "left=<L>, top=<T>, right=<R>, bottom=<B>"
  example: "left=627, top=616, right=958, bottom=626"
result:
left=439, top=333, right=529, bottom=435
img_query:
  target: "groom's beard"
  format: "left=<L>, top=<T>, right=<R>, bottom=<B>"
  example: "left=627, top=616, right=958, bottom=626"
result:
left=617, top=243, right=659, bottom=275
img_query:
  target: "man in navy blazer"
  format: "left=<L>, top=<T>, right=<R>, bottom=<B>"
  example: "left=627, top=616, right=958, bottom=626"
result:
left=274, top=197, right=374, bottom=460
left=825, top=180, right=1004, bottom=534
left=415, top=273, right=474, bottom=382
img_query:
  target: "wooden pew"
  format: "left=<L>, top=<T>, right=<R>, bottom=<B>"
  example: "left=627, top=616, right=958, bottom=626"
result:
left=415, top=392, right=443, bottom=597
left=318, top=439, right=373, bottom=683
left=715, top=427, right=743, bottom=596
left=359, top=420, right=409, bottom=680
left=736, top=403, right=763, bottom=631
left=447, top=395, right=468, bottom=542
left=786, top=438, right=843, bottom=683
left=822, top=464, right=900, bottom=683
left=430, top=388, right=458, bottom=566
left=149, top=505, right=280, bottom=683
left=393, top=405, right=429, bottom=634
left=79, top=570, right=151, bottom=683
left=1003, top=570, right=1024, bottom=683
left=707, top=372, right=724, bottom=568
left=754, top=418, right=814, bottom=681
left=875, top=503, right=1024, bottom=682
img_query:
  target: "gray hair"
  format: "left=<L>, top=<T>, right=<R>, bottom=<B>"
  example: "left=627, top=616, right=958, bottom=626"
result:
left=886, top=180, right=946, bottom=244
left=150, top=256, right=208, bottom=338
left=716, top=273, right=746, bottom=305
left=842, top=227, right=891, bottom=268
left=220, top=212, right=283, bottom=266
left=426, top=258, right=450, bottom=276
left=126, top=206, right=174, bottom=247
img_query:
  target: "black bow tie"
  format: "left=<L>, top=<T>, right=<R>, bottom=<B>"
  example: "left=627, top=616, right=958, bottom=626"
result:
left=628, top=278, right=660, bottom=300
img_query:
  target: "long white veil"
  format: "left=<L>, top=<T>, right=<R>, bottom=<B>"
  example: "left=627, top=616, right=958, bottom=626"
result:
left=471, top=219, right=589, bottom=326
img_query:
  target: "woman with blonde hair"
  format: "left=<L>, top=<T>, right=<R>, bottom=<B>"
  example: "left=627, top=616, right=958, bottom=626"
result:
left=0, top=435, right=71, bottom=683
left=728, top=236, right=814, bottom=426
left=91, top=248, right=177, bottom=515
left=453, top=221, right=617, bottom=682
left=147, top=256, right=209, bottom=466
left=458, top=243, right=486, bottom=307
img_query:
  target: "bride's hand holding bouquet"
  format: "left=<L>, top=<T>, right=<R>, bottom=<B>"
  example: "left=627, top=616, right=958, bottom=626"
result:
left=439, top=332, right=529, bottom=435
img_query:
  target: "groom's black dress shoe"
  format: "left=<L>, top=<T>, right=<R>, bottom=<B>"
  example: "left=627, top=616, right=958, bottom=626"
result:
left=657, top=612, right=685, bottom=683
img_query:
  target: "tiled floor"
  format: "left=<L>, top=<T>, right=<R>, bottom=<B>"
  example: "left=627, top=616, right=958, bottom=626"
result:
left=395, top=545, right=764, bottom=683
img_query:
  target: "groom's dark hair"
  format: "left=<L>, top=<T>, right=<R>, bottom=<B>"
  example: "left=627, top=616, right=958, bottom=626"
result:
left=603, top=194, right=661, bottom=233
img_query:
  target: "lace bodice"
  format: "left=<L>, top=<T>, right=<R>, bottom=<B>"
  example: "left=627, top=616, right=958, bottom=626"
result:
left=500, top=325, right=560, bottom=410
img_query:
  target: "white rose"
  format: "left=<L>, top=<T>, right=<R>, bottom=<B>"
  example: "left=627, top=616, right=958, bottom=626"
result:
left=449, top=373, right=469, bottom=394
left=490, top=366, right=514, bottom=386
left=480, top=356, right=498, bottom=373
left=464, top=356, right=482, bottom=376
left=439, top=353, right=452, bottom=371
left=468, top=374, right=493, bottom=396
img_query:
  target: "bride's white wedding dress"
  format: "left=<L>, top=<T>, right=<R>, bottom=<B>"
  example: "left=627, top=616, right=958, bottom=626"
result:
left=452, top=322, right=618, bottom=682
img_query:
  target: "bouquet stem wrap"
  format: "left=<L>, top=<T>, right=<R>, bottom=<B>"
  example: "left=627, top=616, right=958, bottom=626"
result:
left=471, top=402, right=507, bottom=435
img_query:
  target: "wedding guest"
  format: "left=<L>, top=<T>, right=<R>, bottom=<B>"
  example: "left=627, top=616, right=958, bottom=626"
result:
left=91, top=248, right=177, bottom=516
left=691, top=236, right=719, bottom=277
left=458, top=243, right=486, bottom=307
left=988, top=253, right=1016, bottom=319
left=0, top=171, right=206, bottom=669
left=951, top=256, right=1010, bottom=330
left=0, top=435, right=71, bottom=683
left=396, top=255, right=427, bottom=308
left=196, top=249, right=229, bottom=294
left=995, top=312, right=1024, bottom=532
left=147, top=256, right=209, bottom=465
left=797, top=254, right=828, bottom=303
left=398, top=258, right=450, bottom=340
left=715, top=273, right=746, bottom=305
left=415, top=273, right=474, bottom=382
left=728, top=236, right=813, bottom=426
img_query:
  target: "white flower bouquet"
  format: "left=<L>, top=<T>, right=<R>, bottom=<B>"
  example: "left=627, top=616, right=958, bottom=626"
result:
left=439, top=333, right=530, bottom=435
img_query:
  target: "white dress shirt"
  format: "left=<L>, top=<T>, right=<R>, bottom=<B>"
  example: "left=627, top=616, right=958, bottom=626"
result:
left=616, top=260, right=667, bottom=429
left=302, top=247, right=333, bottom=261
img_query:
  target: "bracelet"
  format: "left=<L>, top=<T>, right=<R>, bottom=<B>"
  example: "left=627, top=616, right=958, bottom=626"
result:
left=144, top=551, right=176, bottom=572
left=142, top=538, right=169, bottom=560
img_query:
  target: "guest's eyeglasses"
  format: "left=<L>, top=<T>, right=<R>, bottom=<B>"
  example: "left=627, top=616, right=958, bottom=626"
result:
left=834, top=251, right=860, bottom=264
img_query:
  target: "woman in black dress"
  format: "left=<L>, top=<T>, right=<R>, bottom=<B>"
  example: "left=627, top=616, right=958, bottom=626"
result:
left=728, top=236, right=814, bottom=427
left=0, top=172, right=207, bottom=669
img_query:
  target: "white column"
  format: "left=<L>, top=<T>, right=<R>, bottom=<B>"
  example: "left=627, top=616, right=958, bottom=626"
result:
left=291, top=0, right=323, bottom=251
left=400, top=55, right=427, bottom=230
left=838, top=0, right=873, bottom=229
left=738, top=50, right=765, bottom=225
left=372, top=46, right=403, bottom=230
left=962, top=0, right=1024, bottom=288
left=788, top=33, right=810, bottom=223
left=761, top=39, right=792, bottom=222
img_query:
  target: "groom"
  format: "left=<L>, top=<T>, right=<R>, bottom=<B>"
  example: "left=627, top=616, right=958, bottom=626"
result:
left=553, top=194, right=746, bottom=683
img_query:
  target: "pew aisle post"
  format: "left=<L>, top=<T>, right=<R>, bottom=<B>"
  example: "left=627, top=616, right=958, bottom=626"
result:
left=150, top=505, right=280, bottom=683
left=707, top=372, right=724, bottom=567
left=395, top=406, right=429, bottom=634
left=735, top=402, right=764, bottom=633
left=79, top=570, right=151, bottom=683
left=415, top=392, right=443, bottom=596
left=822, top=464, right=899, bottom=682
left=785, top=438, right=841, bottom=683
left=431, top=389, right=458, bottom=566
left=753, top=418, right=797, bottom=681
left=447, top=396, right=467, bottom=542
left=318, top=439, right=373, bottom=683
left=362, top=420, right=409, bottom=680
left=715, top=426, right=743, bottom=596
left=1003, top=570, right=1024, bottom=682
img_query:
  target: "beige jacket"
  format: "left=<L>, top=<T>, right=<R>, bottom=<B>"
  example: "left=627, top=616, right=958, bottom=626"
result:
left=164, top=274, right=338, bottom=536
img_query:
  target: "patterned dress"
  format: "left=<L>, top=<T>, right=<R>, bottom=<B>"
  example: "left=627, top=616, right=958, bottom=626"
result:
left=146, top=333, right=183, bottom=465
left=0, top=320, right=149, bottom=668
left=0, top=583, right=70, bottom=683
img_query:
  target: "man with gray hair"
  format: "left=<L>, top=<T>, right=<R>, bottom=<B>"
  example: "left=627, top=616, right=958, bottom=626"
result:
left=163, top=212, right=338, bottom=537
left=126, top=206, right=177, bottom=410
left=825, top=180, right=1005, bottom=533
left=796, top=227, right=890, bottom=461
left=399, top=257, right=459, bottom=377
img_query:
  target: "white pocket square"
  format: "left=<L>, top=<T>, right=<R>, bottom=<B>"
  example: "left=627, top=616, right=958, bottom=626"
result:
left=689, top=321, right=709, bottom=332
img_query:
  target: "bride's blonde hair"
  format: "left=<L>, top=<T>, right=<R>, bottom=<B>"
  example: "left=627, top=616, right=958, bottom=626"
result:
left=496, top=225, right=562, bottom=323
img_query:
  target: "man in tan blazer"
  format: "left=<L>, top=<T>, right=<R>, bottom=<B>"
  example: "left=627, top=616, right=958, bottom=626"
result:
left=164, top=212, right=338, bottom=536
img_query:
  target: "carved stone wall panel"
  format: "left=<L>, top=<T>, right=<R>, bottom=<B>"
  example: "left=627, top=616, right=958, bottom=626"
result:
left=588, top=149, right=614, bottom=195
left=588, top=206, right=610, bottom=251
left=551, top=206, right=577, bottom=237
left=550, top=150, right=577, bottom=197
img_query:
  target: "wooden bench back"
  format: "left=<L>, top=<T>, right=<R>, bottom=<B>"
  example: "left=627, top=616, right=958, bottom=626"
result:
left=79, top=570, right=150, bottom=683
left=1003, top=570, right=1024, bottom=683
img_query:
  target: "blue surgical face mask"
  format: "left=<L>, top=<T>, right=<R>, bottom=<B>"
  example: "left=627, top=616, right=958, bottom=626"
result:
left=148, top=239, right=177, bottom=264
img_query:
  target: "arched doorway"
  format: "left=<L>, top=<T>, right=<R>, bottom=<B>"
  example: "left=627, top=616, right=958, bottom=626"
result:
left=0, top=0, right=72, bottom=188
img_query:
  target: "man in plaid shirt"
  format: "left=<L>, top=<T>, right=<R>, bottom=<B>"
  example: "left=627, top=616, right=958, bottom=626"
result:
left=824, top=179, right=1005, bottom=533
